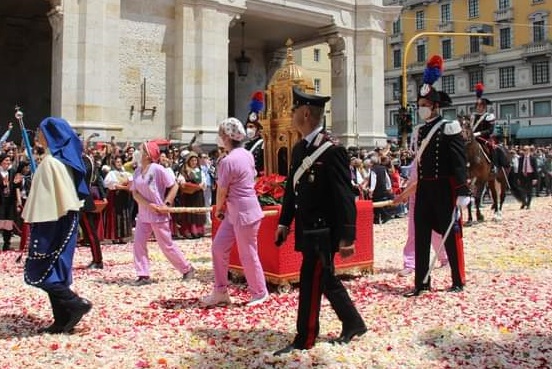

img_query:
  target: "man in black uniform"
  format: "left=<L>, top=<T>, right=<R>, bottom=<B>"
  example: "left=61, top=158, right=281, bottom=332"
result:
left=273, top=87, right=366, bottom=355
left=471, top=83, right=507, bottom=173
left=404, top=56, right=471, bottom=297
left=81, top=150, right=107, bottom=269
left=243, top=91, right=265, bottom=175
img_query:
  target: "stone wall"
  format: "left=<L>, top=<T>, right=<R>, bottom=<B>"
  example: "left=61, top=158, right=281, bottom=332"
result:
left=118, top=0, right=175, bottom=141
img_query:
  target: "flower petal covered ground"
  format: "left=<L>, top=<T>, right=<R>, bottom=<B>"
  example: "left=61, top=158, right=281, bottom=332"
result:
left=1, top=197, right=551, bottom=369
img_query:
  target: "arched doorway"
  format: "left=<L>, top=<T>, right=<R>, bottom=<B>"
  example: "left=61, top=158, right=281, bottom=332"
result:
left=0, top=0, right=52, bottom=138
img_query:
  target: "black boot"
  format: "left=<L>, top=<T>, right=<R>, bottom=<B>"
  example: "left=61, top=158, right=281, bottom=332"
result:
left=38, top=295, right=69, bottom=334
left=59, top=296, right=93, bottom=333
left=2, top=230, right=11, bottom=251
left=403, top=283, right=431, bottom=298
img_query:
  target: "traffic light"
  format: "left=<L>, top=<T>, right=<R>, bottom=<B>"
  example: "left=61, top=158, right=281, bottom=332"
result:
left=479, top=25, right=494, bottom=46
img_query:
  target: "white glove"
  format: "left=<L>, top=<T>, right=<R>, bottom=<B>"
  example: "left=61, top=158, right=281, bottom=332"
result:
left=456, top=196, right=471, bottom=207
left=473, top=132, right=481, bottom=137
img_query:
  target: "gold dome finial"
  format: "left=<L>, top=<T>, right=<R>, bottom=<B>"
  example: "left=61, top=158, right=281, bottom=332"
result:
left=269, top=39, right=313, bottom=87
left=285, top=39, right=295, bottom=64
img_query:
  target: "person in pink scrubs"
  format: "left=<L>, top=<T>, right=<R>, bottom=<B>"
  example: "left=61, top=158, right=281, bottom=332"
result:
left=131, top=141, right=195, bottom=285
left=200, top=117, right=268, bottom=307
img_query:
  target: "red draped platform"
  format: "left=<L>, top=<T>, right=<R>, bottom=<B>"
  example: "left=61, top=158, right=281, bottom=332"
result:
left=211, top=200, right=373, bottom=287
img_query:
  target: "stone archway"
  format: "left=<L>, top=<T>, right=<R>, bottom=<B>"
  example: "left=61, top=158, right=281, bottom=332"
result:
left=0, top=0, right=52, bottom=134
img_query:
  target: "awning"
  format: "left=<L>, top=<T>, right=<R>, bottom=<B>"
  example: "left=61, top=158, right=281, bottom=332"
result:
left=509, top=123, right=520, bottom=135
left=514, top=125, right=552, bottom=139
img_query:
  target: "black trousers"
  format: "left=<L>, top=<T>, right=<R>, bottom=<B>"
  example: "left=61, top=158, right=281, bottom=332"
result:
left=414, top=179, right=465, bottom=289
left=293, top=245, right=365, bottom=349
left=79, top=211, right=102, bottom=263
left=519, top=174, right=534, bottom=207
left=42, top=283, right=80, bottom=326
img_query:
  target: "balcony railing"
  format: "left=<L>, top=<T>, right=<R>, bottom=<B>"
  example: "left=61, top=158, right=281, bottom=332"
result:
left=459, top=53, right=487, bottom=68
left=494, top=7, right=514, bottom=22
left=407, top=61, right=426, bottom=73
left=521, top=41, right=552, bottom=59
left=388, top=33, right=403, bottom=44
left=383, top=0, right=404, bottom=5
left=437, top=21, right=454, bottom=32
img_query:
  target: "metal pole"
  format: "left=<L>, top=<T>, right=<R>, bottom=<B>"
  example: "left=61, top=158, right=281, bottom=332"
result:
left=401, top=31, right=494, bottom=109
left=14, top=107, right=37, bottom=173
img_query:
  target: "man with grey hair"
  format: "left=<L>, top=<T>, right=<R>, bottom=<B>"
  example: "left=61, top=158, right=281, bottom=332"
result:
left=360, top=158, right=376, bottom=199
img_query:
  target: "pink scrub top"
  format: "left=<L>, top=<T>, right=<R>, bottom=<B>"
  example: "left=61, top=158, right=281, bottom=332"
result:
left=216, top=148, right=263, bottom=226
left=131, top=163, right=174, bottom=223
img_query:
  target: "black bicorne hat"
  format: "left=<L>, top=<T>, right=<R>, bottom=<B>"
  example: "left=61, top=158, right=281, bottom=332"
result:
left=292, top=86, right=330, bottom=109
left=475, top=83, right=492, bottom=105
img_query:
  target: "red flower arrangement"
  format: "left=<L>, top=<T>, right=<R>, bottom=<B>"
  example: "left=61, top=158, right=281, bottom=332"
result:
left=254, top=174, right=286, bottom=206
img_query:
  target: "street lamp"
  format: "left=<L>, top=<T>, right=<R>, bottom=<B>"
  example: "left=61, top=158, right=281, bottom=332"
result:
left=235, top=21, right=251, bottom=78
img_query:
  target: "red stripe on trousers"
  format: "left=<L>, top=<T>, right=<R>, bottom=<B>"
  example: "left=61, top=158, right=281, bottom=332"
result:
left=82, top=213, right=102, bottom=262
left=448, top=177, right=466, bottom=285
left=305, top=259, right=322, bottom=349
left=19, top=223, right=30, bottom=251
left=454, top=226, right=466, bottom=285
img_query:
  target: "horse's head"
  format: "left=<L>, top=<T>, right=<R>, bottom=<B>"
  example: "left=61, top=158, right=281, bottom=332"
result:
left=458, top=115, right=474, bottom=143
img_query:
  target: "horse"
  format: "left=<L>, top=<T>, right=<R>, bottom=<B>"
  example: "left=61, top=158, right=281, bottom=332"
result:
left=460, top=117, right=521, bottom=224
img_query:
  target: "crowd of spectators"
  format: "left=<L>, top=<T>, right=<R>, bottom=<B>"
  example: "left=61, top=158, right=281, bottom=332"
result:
left=346, top=139, right=552, bottom=224
left=1, top=121, right=552, bottom=251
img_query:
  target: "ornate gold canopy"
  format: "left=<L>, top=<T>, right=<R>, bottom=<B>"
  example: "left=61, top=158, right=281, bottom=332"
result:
left=262, top=39, right=314, bottom=176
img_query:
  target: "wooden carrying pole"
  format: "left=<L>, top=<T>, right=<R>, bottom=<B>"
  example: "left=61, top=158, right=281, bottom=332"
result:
left=168, top=200, right=394, bottom=214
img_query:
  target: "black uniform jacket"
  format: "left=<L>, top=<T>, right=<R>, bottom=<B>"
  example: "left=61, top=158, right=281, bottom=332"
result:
left=472, top=112, right=495, bottom=138
left=244, top=136, right=264, bottom=174
left=279, top=132, right=356, bottom=253
left=417, top=117, right=470, bottom=197
left=81, top=155, right=106, bottom=212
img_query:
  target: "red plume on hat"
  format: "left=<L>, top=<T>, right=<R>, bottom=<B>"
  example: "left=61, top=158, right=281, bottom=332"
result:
left=474, top=82, right=492, bottom=104
left=249, top=91, right=264, bottom=114
left=475, top=83, right=485, bottom=98
left=419, top=55, right=445, bottom=100
left=422, top=55, right=444, bottom=86
left=246, top=91, right=264, bottom=129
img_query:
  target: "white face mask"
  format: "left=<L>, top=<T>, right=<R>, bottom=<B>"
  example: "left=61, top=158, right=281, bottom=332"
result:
left=216, top=136, right=225, bottom=148
left=418, top=106, right=433, bottom=121
left=246, top=127, right=256, bottom=139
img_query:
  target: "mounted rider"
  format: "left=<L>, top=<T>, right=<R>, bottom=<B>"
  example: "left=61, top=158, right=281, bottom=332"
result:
left=470, top=83, right=508, bottom=173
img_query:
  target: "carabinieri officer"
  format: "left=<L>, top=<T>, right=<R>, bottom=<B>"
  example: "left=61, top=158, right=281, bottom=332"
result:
left=404, top=55, right=471, bottom=297
left=273, top=86, right=366, bottom=355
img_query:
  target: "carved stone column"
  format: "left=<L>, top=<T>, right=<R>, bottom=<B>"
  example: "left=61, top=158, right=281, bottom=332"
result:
left=75, top=0, right=121, bottom=131
left=327, top=34, right=357, bottom=148
left=327, top=2, right=400, bottom=148
left=173, top=0, right=245, bottom=142
left=49, top=0, right=122, bottom=135
left=47, top=4, right=64, bottom=116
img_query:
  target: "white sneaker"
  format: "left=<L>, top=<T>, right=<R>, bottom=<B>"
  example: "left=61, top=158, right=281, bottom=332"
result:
left=398, top=268, right=414, bottom=277
left=246, top=293, right=269, bottom=306
left=200, top=291, right=231, bottom=307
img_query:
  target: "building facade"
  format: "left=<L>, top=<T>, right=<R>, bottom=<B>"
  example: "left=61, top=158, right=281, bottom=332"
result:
left=0, top=0, right=401, bottom=148
left=294, top=44, right=333, bottom=129
left=384, top=0, right=552, bottom=144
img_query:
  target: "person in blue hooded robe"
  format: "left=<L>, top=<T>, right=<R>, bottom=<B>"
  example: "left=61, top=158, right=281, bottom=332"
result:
left=22, top=117, right=93, bottom=334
